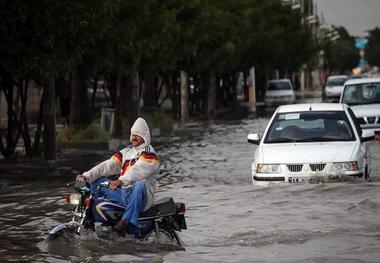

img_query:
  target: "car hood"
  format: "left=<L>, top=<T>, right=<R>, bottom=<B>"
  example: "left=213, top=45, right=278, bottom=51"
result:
left=326, top=85, right=344, bottom=91
left=260, top=142, right=357, bottom=163
left=350, top=104, right=380, bottom=117
left=326, top=85, right=344, bottom=92
left=265, top=90, right=294, bottom=96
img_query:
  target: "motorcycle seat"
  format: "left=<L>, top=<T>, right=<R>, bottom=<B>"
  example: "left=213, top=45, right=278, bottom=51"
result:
left=139, top=197, right=176, bottom=219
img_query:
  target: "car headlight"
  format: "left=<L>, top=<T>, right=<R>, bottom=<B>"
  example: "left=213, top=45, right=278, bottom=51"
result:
left=257, top=164, right=281, bottom=173
left=331, top=161, right=359, bottom=172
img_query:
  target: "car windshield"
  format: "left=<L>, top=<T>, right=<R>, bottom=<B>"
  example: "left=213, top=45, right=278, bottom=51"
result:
left=264, top=111, right=355, bottom=143
left=267, top=82, right=291, bottom=90
left=326, top=77, right=348, bottom=86
left=341, top=82, right=380, bottom=105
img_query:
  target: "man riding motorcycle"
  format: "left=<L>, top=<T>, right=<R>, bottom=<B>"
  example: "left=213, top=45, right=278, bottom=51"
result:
left=76, top=117, right=159, bottom=236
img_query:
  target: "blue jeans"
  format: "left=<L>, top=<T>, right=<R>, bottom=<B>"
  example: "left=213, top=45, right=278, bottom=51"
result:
left=91, top=177, right=147, bottom=226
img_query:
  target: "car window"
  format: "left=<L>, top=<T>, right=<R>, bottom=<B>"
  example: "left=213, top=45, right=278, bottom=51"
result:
left=326, top=77, right=348, bottom=86
left=264, top=111, right=355, bottom=143
left=267, top=82, right=291, bottom=90
left=341, top=82, right=380, bottom=105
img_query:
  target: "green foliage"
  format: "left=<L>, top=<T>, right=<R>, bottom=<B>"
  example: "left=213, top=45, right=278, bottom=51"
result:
left=323, top=27, right=360, bottom=73
left=0, top=0, right=318, bottom=81
left=366, top=27, right=380, bottom=67
left=57, top=124, right=110, bottom=143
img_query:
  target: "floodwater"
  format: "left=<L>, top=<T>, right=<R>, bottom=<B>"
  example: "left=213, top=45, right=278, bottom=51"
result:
left=1, top=111, right=380, bottom=262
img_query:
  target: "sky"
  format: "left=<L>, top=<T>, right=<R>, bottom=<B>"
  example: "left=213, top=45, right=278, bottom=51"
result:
left=313, top=0, right=380, bottom=37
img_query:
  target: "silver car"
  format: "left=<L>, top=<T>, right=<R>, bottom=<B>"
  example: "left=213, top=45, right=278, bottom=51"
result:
left=264, top=79, right=296, bottom=106
left=322, top=75, right=349, bottom=102
left=340, top=77, right=380, bottom=138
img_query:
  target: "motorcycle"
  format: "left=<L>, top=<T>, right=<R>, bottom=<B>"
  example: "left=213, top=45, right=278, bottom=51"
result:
left=48, top=180, right=187, bottom=247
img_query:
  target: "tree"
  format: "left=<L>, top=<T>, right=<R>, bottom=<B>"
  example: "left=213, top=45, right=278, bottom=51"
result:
left=0, top=0, right=118, bottom=159
left=323, top=27, right=360, bottom=74
left=366, top=27, right=380, bottom=67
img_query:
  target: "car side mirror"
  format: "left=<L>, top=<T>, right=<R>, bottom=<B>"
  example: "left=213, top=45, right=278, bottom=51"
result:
left=247, top=133, right=261, bottom=145
left=361, top=129, right=375, bottom=142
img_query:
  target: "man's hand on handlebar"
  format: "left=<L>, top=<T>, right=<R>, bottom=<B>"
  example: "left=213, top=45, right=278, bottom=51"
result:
left=76, top=174, right=87, bottom=182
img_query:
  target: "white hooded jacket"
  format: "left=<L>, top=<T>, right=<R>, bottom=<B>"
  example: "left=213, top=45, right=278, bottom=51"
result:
left=82, top=117, right=159, bottom=211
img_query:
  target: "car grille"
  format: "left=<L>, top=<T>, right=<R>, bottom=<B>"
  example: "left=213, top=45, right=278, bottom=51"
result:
left=310, top=163, right=326, bottom=171
left=357, top=117, right=380, bottom=125
left=287, top=164, right=326, bottom=172
left=287, top=164, right=303, bottom=172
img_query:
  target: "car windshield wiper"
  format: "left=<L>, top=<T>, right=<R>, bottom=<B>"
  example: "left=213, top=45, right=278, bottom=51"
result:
left=296, top=137, right=327, bottom=142
left=282, top=137, right=352, bottom=143
left=323, top=138, right=352, bottom=142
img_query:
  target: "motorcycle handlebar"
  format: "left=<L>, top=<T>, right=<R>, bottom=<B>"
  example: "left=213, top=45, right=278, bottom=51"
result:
left=66, top=181, right=75, bottom=186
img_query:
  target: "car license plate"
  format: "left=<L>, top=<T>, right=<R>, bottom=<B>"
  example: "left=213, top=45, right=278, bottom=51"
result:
left=288, top=177, right=308, bottom=183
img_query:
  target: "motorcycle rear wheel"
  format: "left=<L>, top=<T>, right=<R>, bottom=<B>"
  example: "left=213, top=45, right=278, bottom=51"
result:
left=143, top=228, right=181, bottom=246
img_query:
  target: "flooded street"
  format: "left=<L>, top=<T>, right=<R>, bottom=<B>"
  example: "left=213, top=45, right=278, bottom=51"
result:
left=1, top=112, right=380, bottom=262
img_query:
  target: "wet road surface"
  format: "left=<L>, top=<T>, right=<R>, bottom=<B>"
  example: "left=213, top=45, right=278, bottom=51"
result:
left=1, top=106, right=380, bottom=262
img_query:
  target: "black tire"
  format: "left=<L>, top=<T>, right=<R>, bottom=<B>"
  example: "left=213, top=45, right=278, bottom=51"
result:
left=143, top=228, right=181, bottom=246
left=365, top=165, right=369, bottom=181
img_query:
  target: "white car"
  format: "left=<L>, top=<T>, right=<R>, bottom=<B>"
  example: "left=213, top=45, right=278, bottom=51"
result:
left=264, top=79, right=296, bottom=106
left=339, top=77, right=380, bottom=137
left=247, top=103, right=374, bottom=185
left=322, top=75, right=349, bottom=102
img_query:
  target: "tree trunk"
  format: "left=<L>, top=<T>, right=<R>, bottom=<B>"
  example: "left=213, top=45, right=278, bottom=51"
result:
left=33, top=92, right=44, bottom=153
left=70, top=66, right=90, bottom=128
left=18, top=80, right=33, bottom=155
left=180, top=70, right=189, bottom=124
left=90, top=75, right=98, bottom=114
left=143, top=71, right=157, bottom=108
left=231, top=73, right=238, bottom=108
left=158, top=75, right=170, bottom=108
left=0, top=70, right=19, bottom=159
left=127, top=72, right=140, bottom=130
left=207, top=71, right=216, bottom=118
left=107, top=74, right=118, bottom=108
left=170, top=74, right=180, bottom=119
left=114, top=75, right=127, bottom=137
left=42, top=79, right=56, bottom=161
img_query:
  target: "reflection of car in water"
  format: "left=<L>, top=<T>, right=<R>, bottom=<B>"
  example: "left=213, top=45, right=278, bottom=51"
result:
left=340, top=77, right=380, bottom=136
left=247, top=103, right=374, bottom=185
left=264, top=79, right=296, bottom=106
left=322, top=75, right=349, bottom=102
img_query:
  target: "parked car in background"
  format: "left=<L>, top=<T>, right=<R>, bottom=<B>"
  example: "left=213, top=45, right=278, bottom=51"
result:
left=247, top=103, right=374, bottom=185
left=339, top=77, right=380, bottom=138
left=264, top=79, right=296, bottom=106
left=322, top=75, right=349, bottom=102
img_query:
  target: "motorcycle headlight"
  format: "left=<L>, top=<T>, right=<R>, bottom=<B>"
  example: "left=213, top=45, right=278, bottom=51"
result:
left=332, top=161, right=359, bottom=172
left=257, top=164, right=281, bottom=173
left=65, top=193, right=82, bottom=205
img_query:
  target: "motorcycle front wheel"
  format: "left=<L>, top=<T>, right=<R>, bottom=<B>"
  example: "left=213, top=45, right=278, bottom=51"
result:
left=47, top=226, right=76, bottom=241
left=143, top=228, right=181, bottom=247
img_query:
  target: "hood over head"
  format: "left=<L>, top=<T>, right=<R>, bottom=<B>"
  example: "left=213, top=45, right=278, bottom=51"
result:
left=130, top=117, right=151, bottom=148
